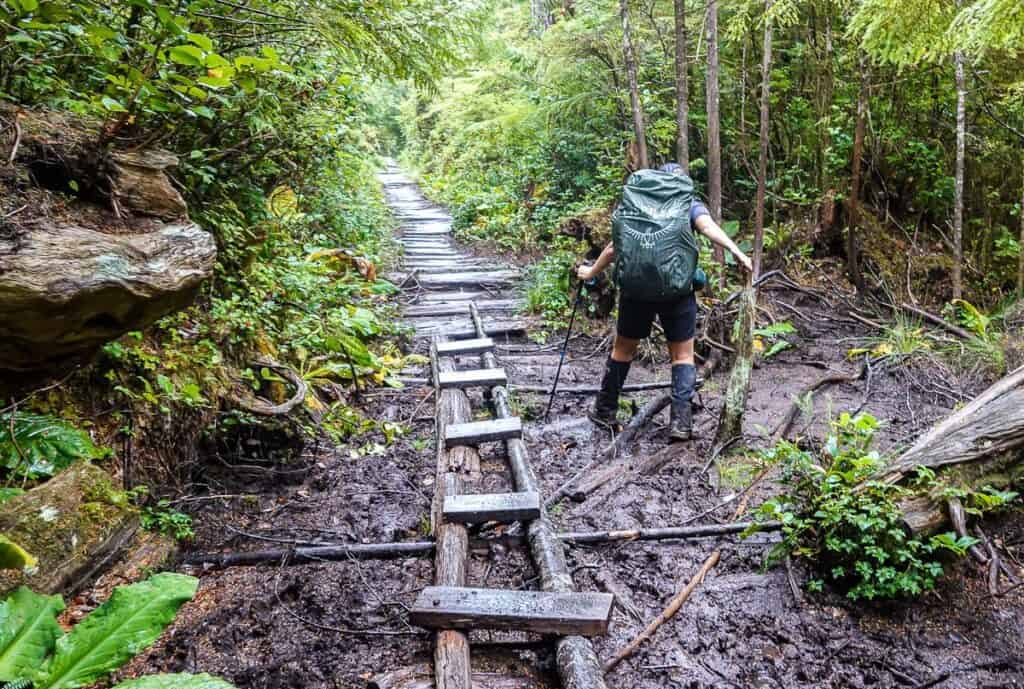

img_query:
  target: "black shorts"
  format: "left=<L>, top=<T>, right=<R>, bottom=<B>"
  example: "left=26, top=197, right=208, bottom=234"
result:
left=617, top=293, right=698, bottom=342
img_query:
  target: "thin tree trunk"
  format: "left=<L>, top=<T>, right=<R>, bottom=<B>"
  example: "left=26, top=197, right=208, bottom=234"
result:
left=531, top=0, right=551, bottom=33
left=848, top=53, right=869, bottom=295
left=752, top=0, right=772, bottom=276
left=674, top=0, right=689, bottom=170
left=706, top=0, right=725, bottom=287
left=952, top=47, right=967, bottom=301
left=621, top=0, right=649, bottom=169
left=1018, top=177, right=1024, bottom=298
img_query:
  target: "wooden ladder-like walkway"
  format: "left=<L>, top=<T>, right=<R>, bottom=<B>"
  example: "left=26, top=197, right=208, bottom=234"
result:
left=416, top=303, right=612, bottom=689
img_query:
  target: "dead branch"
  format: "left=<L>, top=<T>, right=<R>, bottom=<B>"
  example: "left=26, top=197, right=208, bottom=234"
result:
left=770, top=361, right=868, bottom=443
left=6, top=113, right=21, bottom=166
left=229, top=358, right=308, bottom=416
left=602, top=550, right=720, bottom=673
left=900, top=302, right=974, bottom=340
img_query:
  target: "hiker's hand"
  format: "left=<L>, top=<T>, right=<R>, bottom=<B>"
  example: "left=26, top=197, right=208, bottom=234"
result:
left=576, top=263, right=597, bottom=281
left=735, top=252, right=753, bottom=273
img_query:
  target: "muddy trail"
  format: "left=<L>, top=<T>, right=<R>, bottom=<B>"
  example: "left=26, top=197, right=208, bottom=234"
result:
left=123, top=167, right=1024, bottom=689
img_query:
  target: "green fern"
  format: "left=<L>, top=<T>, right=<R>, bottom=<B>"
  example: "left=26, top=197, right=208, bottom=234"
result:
left=0, top=414, right=109, bottom=481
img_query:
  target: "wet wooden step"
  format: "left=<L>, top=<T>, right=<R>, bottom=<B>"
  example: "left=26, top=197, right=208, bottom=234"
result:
left=410, top=586, right=614, bottom=636
left=437, top=368, right=507, bottom=389
left=444, top=417, right=523, bottom=447
left=443, top=490, right=538, bottom=523
left=407, top=301, right=518, bottom=318
left=434, top=337, right=495, bottom=355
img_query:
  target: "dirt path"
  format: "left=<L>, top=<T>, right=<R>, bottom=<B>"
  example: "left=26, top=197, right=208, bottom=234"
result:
left=126, top=169, right=1024, bottom=689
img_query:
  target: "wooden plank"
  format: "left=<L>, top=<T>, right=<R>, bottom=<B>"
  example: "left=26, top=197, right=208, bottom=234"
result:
left=442, top=491, right=539, bottom=524
left=410, top=586, right=614, bottom=636
left=435, top=337, right=495, bottom=355
left=438, top=368, right=507, bottom=389
left=444, top=417, right=523, bottom=448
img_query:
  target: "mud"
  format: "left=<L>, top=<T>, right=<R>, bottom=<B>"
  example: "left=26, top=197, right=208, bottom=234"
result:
left=120, top=169, right=1024, bottom=689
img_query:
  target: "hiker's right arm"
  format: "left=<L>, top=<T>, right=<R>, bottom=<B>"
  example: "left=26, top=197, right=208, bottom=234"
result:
left=576, top=242, right=614, bottom=281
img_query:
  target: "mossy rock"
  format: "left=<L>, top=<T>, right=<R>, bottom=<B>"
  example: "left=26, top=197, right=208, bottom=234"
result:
left=0, top=463, right=138, bottom=596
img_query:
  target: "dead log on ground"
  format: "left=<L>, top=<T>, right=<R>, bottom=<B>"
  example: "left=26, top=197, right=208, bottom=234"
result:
left=870, top=365, right=1024, bottom=535
left=181, top=520, right=781, bottom=569
left=900, top=302, right=974, bottom=340
left=573, top=444, right=687, bottom=516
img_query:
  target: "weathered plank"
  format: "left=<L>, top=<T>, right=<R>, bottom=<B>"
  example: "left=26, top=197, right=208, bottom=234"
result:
left=438, top=368, right=508, bottom=390
left=410, top=586, right=614, bottom=636
left=443, top=491, right=539, bottom=524
left=445, top=417, right=523, bottom=448
left=435, top=337, right=495, bottom=355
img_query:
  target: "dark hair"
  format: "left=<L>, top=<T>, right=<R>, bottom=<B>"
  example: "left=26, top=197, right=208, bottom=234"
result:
left=659, top=162, right=685, bottom=175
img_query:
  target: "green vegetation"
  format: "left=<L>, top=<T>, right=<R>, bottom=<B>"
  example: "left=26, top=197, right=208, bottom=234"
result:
left=0, top=574, right=233, bottom=688
left=0, top=413, right=109, bottom=483
left=755, top=413, right=979, bottom=600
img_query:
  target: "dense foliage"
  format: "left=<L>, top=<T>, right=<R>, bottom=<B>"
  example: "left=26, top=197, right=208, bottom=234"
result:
left=403, top=0, right=1024, bottom=310
left=0, top=1, right=481, bottom=466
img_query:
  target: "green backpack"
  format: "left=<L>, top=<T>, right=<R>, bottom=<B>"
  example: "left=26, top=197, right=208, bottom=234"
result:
left=611, top=169, right=701, bottom=302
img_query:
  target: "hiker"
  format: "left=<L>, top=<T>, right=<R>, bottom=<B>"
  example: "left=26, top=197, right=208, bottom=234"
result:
left=576, top=162, right=753, bottom=441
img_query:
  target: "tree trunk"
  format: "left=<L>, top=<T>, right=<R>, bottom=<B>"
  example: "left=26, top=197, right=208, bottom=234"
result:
left=531, top=0, right=551, bottom=33
left=1018, top=177, right=1024, bottom=298
left=713, top=286, right=757, bottom=447
left=621, top=0, right=649, bottom=169
left=706, top=0, right=725, bottom=286
left=752, top=0, right=773, bottom=277
left=673, top=0, right=689, bottom=170
left=847, top=53, right=869, bottom=295
left=952, top=47, right=967, bottom=301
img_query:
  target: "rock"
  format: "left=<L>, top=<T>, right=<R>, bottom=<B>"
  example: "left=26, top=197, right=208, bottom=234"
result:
left=0, top=220, right=216, bottom=372
left=0, top=463, right=138, bottom=596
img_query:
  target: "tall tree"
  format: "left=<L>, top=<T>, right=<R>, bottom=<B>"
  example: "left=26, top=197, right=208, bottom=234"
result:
left=620, top=0, right=649, bottom=169
left=673, top=0, right=689, bottom=170
left=706, top=0, right=725, bottom=283
left=532, top=0, right=552, bottom=32
left=1019, top=179, right=1024, bottom=298
left=952, top=41, right=967, bottom=300
left=752, top=0, right=773, bottom=276
left=847, top=53, right=869, bottom=295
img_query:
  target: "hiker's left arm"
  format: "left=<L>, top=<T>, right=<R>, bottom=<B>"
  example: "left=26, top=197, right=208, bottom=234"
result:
left=695, top=215, right=753, bottom=273
left=576, top=242, right=614, bottom=281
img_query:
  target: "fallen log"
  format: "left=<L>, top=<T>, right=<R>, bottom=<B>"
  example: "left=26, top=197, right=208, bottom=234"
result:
left=180, top=521, right=782, bottom=569
left=544, top=393, right=670, bottom=508
left=572, top=443, right=687, bottom=515
left=900, top=302, right=974, bottom=340
left=873, top=365, right=1024, bottom=535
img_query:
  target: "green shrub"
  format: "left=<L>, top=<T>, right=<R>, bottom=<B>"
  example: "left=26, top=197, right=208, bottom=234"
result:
left=0, top=413, right=109, bottom=481
left=754, top=412, right=977, bottom=600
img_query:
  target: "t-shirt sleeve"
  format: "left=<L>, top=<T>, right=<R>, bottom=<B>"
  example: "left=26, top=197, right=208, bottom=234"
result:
left=690, top=201, right=711, bottom=224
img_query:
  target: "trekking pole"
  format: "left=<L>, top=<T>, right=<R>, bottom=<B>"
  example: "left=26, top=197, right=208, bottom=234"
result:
left=544, top=278, right=592, bottom=422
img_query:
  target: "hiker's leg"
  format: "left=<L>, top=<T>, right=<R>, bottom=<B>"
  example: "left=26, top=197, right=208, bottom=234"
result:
left=612, top=334, right=640, bottom=362
left=667, top=338, right=695, bottom=365
left=592, top=298, right=652, bottom=428
left=659, top=296, right=698, bottom=440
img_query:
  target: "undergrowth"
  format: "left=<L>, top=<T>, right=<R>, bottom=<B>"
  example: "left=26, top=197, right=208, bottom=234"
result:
left=754, top=412, right=979, bottom=600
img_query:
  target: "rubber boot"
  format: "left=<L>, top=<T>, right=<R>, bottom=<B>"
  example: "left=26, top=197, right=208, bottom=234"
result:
left=669, top=363, right=697, bottom=441
left=589, top=358, right=630, bottom=429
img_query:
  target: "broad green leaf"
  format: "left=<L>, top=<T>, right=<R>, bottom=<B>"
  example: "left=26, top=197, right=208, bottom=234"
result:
left=100, top=97, right=127, bottom=113
left=0, top=413, right=107, bottom=480
left=0, top=587, right=65, bottom=681
left=186, top=33, right=213, bottom=52
left=0, top=489, right=24, bottom=505
left=114, top=673, right=238, bottom=689
left=168, top=45, right=204, bottom=67
left=0, top=536, right=35, bottom=571
left=37, top=573, right=198, bottom=689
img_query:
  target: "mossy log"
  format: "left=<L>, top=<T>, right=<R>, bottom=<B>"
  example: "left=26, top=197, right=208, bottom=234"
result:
left=0, top=463, right=138, bottom=596
left=882, top=366, right=1024, bottom=535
